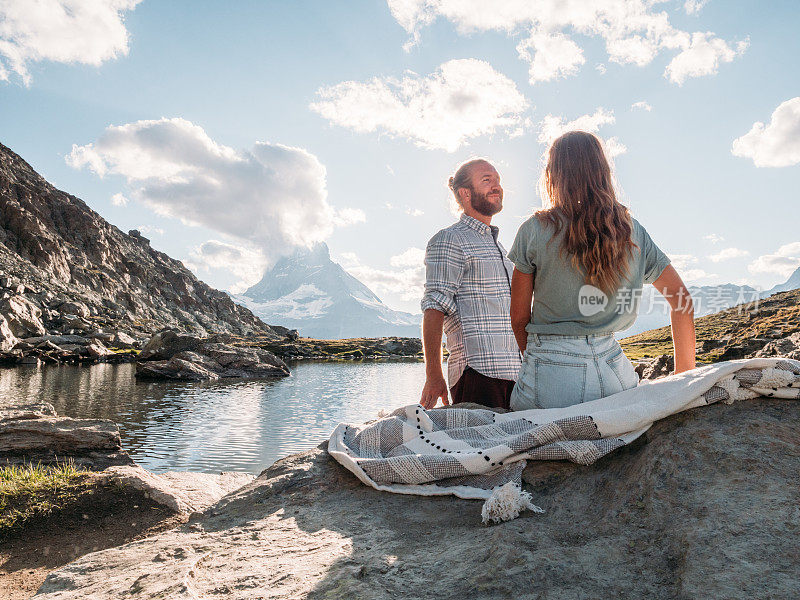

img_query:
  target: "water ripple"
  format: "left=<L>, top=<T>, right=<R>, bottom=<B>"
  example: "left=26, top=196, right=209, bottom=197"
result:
left=0, top=360, right=425, bottom=473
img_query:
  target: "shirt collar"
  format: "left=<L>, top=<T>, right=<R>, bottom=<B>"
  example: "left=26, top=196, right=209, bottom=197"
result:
left=459, top=213, right=499, bottom=237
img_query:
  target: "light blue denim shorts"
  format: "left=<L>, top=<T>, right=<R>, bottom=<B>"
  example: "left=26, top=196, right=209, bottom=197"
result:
left=510, top=332, right=640, bottom=411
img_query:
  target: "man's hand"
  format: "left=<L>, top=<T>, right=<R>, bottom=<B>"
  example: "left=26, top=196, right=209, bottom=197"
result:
left=420, top=374, right=449, bottom=409
left=420, top=309, right=449, bottom=409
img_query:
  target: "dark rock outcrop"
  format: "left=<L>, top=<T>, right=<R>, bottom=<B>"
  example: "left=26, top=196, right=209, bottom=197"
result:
left=34, top=396, right=800, bottom=599
left=0, top=141, right=280, bottom=363
left=635, top=354, right=675, bottom=380
left=754, top=332, right=800, bottom=361
left=135, top=329, right=290, bottom=380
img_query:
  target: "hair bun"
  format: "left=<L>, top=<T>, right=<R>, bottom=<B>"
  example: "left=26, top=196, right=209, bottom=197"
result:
left=448, top=176, right=455, bottom=190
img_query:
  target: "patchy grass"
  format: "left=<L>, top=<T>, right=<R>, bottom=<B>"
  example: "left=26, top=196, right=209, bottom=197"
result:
left=108, top=347, right=139, bottom=355
left=621, top=288, right=800, bottom=362
left=0, top=461, right=89, bottom=532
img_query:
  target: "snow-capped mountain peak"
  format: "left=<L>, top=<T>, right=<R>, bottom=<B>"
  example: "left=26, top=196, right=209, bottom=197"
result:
left=230, top=243, right=420, bottom=339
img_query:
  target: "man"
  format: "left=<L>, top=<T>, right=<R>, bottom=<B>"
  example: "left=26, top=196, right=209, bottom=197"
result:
left=419, top=158, right=521, bottom=410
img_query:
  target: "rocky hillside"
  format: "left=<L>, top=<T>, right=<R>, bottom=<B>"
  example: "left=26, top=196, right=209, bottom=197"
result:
left=0, top=142, right=279, bottom=353
left=621, top=287, right=800, bottom=363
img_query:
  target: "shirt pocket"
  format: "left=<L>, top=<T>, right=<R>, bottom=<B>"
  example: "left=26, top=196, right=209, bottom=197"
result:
left=533, top=357, right=587, bottom=409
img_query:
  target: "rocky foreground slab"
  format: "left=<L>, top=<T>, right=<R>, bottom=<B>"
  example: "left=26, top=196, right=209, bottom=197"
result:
left=35, top=397, right=800, bottom=599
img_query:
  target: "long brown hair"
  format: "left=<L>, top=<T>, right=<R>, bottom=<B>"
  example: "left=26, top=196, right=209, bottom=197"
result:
left=537, top=131, right=636, bottom=295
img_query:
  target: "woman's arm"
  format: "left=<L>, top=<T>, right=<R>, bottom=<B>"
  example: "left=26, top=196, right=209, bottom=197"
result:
left=651, top=265, right=696, bottom=373
left=510, top=268, right=534, bottom=353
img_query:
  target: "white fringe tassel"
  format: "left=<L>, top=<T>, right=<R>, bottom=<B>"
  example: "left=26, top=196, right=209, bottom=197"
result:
left=481, top=482, right=544, bottom=524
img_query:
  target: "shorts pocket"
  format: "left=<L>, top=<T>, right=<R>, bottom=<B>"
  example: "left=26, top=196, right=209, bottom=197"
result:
left=606, top=348, right=640, bottom=390
left=533, top=357, right=587, bottom=409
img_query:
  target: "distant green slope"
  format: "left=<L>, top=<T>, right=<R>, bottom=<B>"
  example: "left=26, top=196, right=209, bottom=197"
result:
left=620, top=288, right=800, bottom=363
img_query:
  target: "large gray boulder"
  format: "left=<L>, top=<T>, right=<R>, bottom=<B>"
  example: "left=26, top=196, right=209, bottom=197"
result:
left=0, top=293, right=46, bottom=337
left=35, top=397, right=800, bottom=599
left=0, top=403, right=132, bottom=468
left=137, top=329, right=203, bottom=361
left=0, top=416, right=121, bottom=455
left=136, top=330, right=290, bottom=380
left=97, top=466, right=255, bottom=514
left=0, top=312, right=18, bottom=350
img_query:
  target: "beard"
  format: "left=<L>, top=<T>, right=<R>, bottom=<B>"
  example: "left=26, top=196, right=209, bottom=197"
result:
left=468, top=186, right=503, bottom=216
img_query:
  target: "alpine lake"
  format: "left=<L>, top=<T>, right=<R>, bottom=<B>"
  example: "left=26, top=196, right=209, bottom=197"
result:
left=1, top=359, right=426, bottom=473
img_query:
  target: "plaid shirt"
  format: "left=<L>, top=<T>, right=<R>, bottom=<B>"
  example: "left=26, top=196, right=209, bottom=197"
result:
left=421, top=214, right=522, bottom=386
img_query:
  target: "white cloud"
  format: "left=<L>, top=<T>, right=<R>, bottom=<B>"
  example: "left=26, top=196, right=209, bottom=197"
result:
left=183, top=239, right=270, bottom=295
left=703, top=233, right=724, bottom=243
left=708, top=247, right=749, bottom=262
left=386, top=1, right=747, bottom=86
left=731, top=97, right=800, bottom=168
left=337, top=252, right=360, bottom=268
left=665, top=32, right=749, bottom=85
left=603, top=137, right=628, bottom=158
left=538, top=108, right=626, bottom=157
left=516, top=31, right=585, bottom=84
left=682, top=269, right=718, bottom=283
left=748, top=242, right=800, bottom=278
left=135, top=224, right=164, bottom=236
left=631, top=101, right=652, bottom=111
left=110, top=192, right=128, bottom=206
left=343, top=247, right=426, bottom=303
left=0, top=0, right=141, bottom=85
left=595, top=63, right=607, bottom=74
left=684, top=0, right=710, bottom=15
left=389, top=247, right=425, bottom=268
left=332, top=207, right=366, bottom=226
left=66, top=117, right=360, bottom=262
left=538, top=108, right=614, bottom=143
left=667, top=253, right=717, bottom=282
left=406, top=207, right=424, bottom=217
left=668, top=253, right=698, bottom=271
left=310, top=59, right=528, bottom=152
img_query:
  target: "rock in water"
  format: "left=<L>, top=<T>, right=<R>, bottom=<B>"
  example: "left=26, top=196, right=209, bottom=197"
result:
left=135, top=329, right=290, bottom=380
left=34, top=398, right=800, bottom=599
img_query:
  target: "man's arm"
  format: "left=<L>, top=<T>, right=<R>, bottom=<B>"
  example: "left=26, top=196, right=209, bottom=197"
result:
left=510, top=268, right=534, bottom=353
left=420, top=309, right=449, bottom=409
left=652, top=265, right=696, bottom=373
left=419, top=231, right=464, bottom=408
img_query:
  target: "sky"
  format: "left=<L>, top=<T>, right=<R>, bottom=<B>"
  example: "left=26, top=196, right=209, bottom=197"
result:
left=0, top=0, right=798, bottom=315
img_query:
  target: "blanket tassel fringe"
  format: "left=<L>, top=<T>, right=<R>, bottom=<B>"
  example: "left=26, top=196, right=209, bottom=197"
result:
left=481, top=482, right=544, bottom=524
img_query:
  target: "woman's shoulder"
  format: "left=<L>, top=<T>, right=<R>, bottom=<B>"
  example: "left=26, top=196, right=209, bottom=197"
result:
left=518, top=210, right=558, bottom=235
left=628, top=216, right=648, bottom=239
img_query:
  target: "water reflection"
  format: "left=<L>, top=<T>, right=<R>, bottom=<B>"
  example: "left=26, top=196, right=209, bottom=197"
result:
left=0, top=360, right=425, bottom=473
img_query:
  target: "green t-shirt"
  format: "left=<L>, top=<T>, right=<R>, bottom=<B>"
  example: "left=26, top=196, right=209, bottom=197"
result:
left=507, top=214, right=671, bottom=335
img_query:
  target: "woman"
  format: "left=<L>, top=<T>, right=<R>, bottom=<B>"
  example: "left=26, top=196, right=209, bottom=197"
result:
left=507, top=131, right=695, bottom=410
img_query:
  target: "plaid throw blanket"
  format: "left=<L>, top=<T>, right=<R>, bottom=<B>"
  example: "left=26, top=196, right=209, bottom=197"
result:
left=328, top=358, right=800, bottom=520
